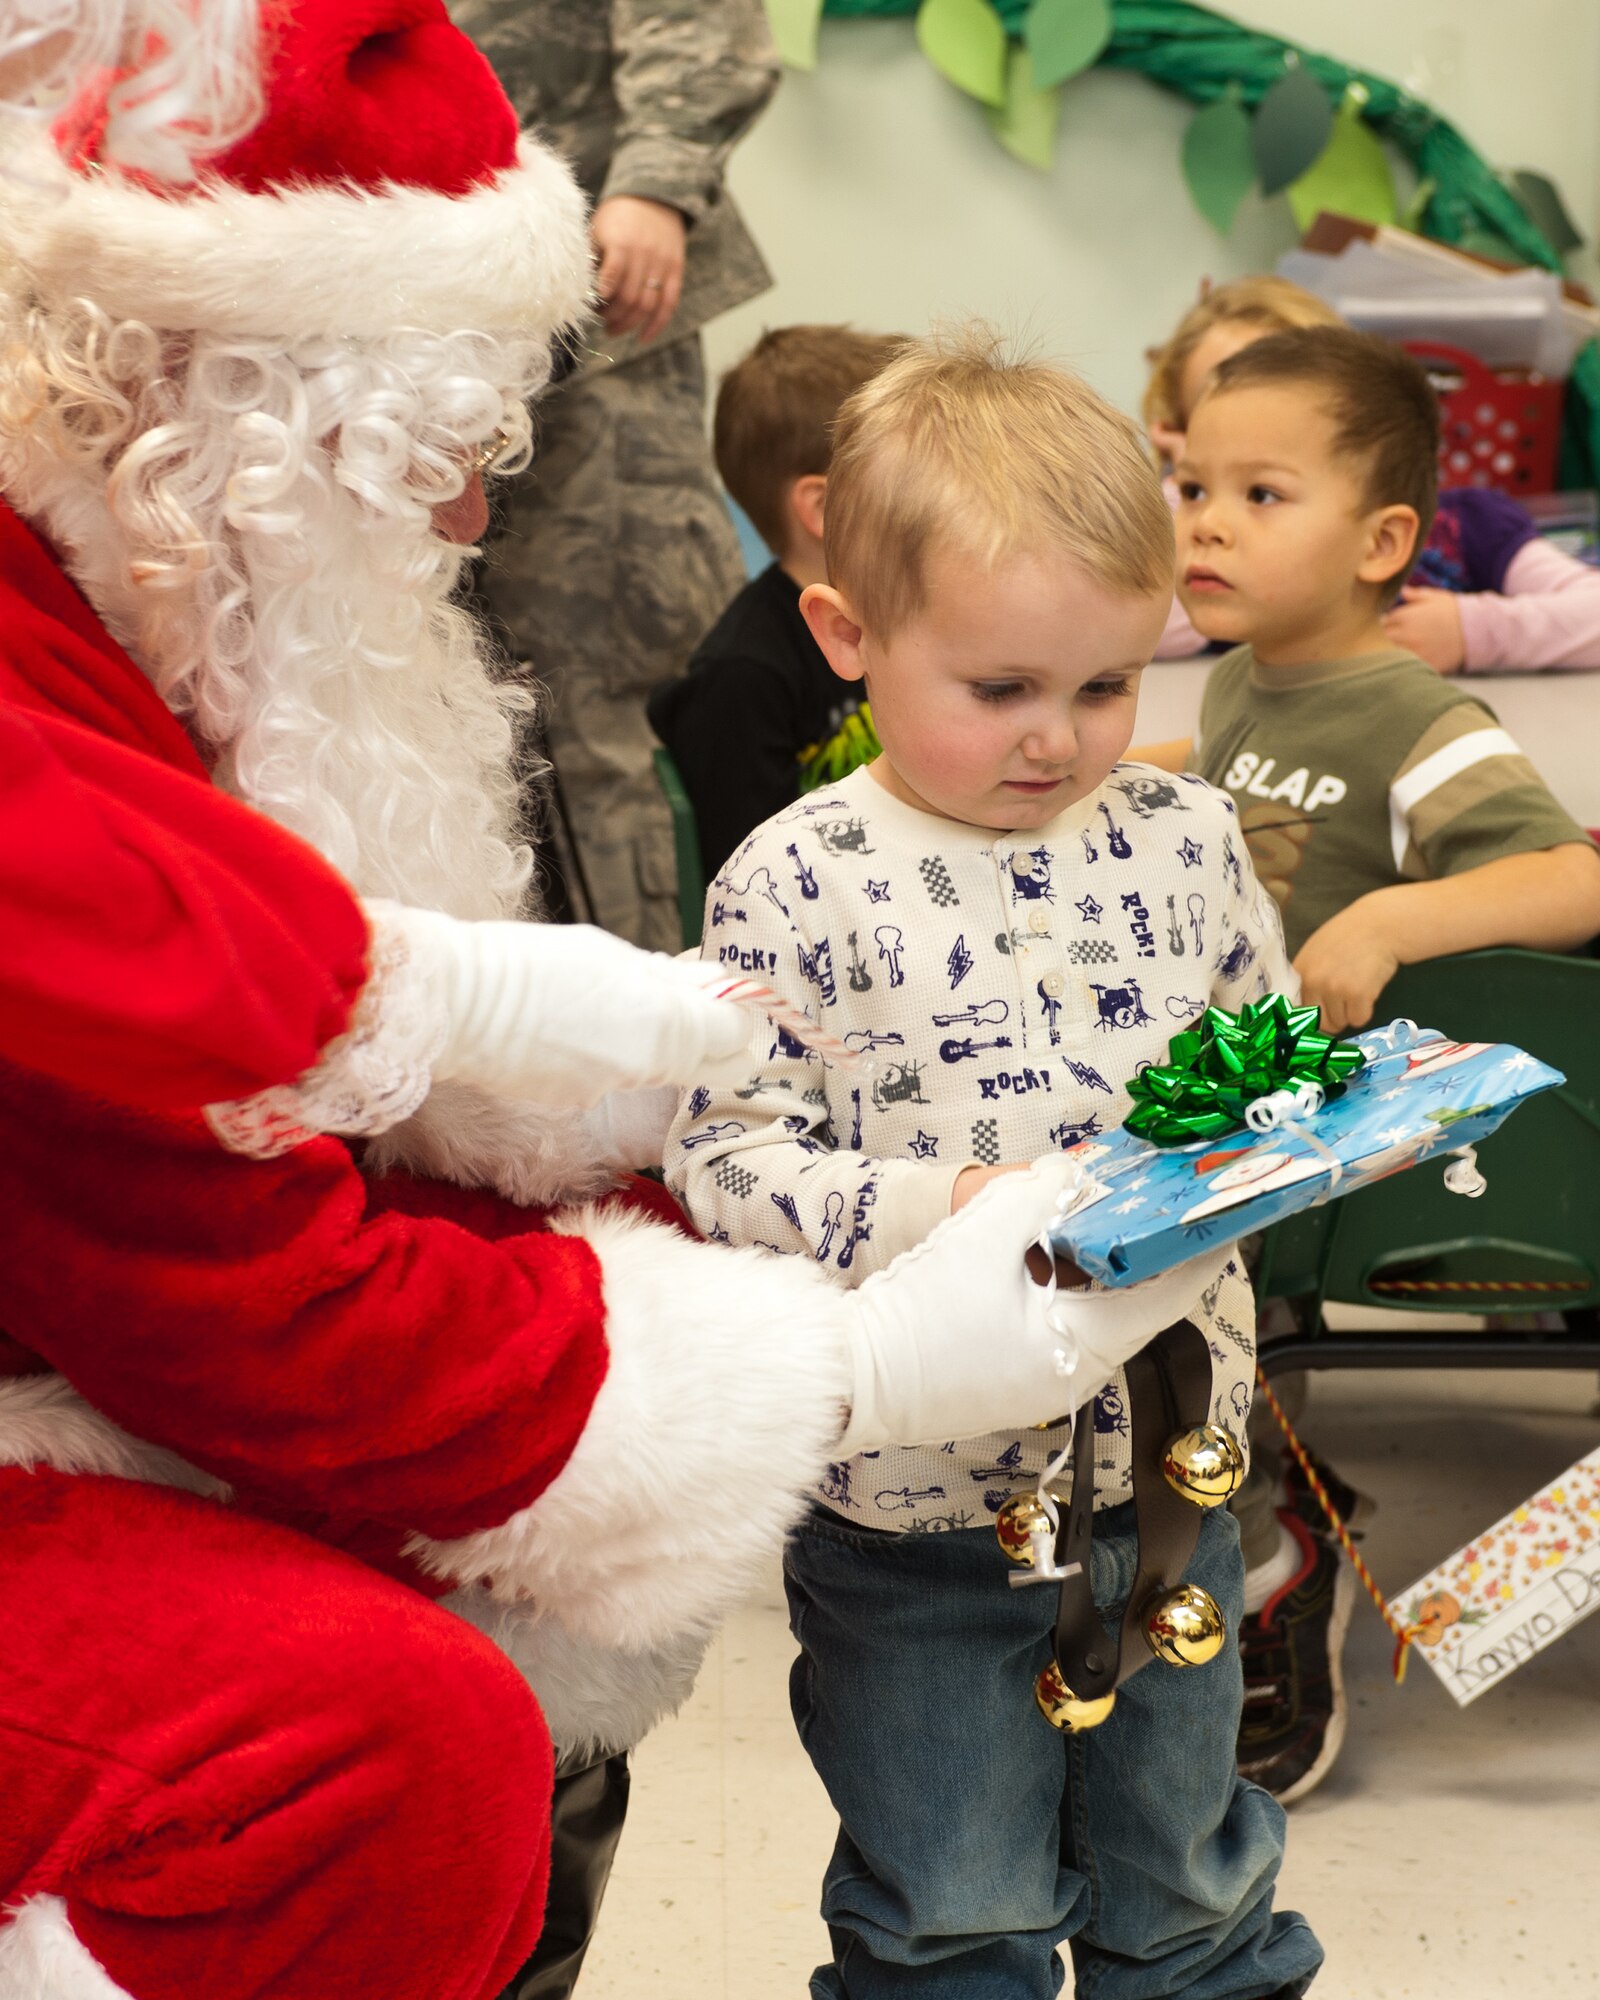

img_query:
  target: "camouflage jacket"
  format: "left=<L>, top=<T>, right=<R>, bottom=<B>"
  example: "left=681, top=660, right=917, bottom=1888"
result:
left=451, top=0, right=779, bottom=361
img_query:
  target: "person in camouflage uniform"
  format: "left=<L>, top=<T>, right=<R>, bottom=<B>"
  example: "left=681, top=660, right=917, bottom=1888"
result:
left=453, top=0, right=779, bottom=953
left=444, top=13, right=780, bottom=1990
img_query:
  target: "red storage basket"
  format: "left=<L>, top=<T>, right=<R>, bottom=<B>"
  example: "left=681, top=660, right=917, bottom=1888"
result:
left=1404, top=339, right=1564, bottom=496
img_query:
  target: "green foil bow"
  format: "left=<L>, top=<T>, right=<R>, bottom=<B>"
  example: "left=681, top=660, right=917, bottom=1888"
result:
left=1124, top=994, right=1367, bottom=1147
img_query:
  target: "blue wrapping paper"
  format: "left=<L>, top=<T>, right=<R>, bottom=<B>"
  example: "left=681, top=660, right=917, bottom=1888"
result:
left=1047, top=1022, right=1563, bottom=1287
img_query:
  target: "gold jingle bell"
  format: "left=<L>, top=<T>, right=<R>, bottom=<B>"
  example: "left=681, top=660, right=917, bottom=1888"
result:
left=995, top=1492, right=1055, bottom=1566
left=1034, top=1659, right=1117, bottom=1732
left=1161, top=1425, right=1246, bottom=1508
left=1144, top=1583, right=1227, bottom=1668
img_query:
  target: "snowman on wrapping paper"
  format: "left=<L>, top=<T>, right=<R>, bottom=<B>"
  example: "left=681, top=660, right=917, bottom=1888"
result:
left=1177, top=1036, right=1496, bottom=1225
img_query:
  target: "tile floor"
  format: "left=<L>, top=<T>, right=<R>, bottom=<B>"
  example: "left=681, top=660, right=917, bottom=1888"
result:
left=580, top=1359, right=1600, bottom=2000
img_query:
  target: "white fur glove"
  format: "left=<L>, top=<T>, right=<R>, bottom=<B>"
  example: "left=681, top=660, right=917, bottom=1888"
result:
left=836, top=1157, right=1234, bottom=1455
left=392, top=906, right=754, bottom=1110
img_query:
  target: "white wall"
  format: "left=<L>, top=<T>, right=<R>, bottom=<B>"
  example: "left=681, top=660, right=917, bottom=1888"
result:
left=705, top=1, right=1600, bottom=425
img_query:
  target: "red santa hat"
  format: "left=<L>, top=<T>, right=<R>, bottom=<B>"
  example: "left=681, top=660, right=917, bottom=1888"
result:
left=0, top=0, right=591, bottom=343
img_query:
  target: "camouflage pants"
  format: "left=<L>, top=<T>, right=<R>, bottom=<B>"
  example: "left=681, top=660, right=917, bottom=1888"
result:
left=478, top=337, right=746, bottom=951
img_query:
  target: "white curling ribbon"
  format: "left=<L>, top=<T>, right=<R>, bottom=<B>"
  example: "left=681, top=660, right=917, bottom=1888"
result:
left=1443, top=1144, right=1488, bottom=1199
left=1244, top=1080, right=1344, bottom=1196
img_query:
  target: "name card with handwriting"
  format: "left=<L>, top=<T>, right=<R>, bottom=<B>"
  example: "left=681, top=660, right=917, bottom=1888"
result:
left=1399, top=1447, right=1600, bottom=1706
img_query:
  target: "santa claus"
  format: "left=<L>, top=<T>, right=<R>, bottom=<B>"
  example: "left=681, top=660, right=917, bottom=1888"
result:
left=0, top=7, right=1219, bottom=1997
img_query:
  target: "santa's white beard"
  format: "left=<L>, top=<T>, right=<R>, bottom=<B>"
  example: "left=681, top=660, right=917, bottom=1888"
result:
left=10, top=423, right=614, bottom=1209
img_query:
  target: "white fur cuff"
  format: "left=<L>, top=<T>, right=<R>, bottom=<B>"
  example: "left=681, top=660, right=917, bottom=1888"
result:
left=410, top=1207, right=853, bottom=1648
left=0, top=1898, right=135, bottom=2000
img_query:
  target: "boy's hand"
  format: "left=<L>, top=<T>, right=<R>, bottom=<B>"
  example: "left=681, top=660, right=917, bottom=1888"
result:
left=951, top=1161, right=1028, bottom=1212
left=1292, top=897, right=1402, bottom=1033
left=1383, top=586, right=1466, bottom=674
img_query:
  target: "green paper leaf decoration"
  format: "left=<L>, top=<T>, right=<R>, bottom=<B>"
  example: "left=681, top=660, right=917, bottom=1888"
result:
left=1509, top=169, right=1584, bottom=254
left=1287, top=97, right=1396, bottom=232
left=763, top=0, right=824, bottom=71
left=916, top=0, right=1008, bottom=109
left=1181, top=88, right=1255, bottom=236
left=988, top=41, right=1062, bottom=169
left=1025, top=0, right=1112, bottom=92
left=1251, top=63, right=1334, bottom=198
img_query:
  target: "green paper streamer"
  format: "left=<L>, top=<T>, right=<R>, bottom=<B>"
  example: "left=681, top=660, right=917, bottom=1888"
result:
left=1025, top=0, right=1111, bottom=90
left=765, top=0, right=826, bottom=69
left=1181, top=85, right=1254, bottom=235
left=989, top=41, right=1062, bottom=168
left=1251, top=61, right=1334, bottom=197
left=1508, top=169, right=1584, bottom=254
left=1287, top=92, right=1396, bottom=232
left=916, top=0, right=1008, bottom=106
left=1123, top=993, right=1366, bottom=1147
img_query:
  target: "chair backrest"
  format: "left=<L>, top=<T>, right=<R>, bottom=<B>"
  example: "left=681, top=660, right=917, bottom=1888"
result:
left=651, top=745, right=706, bottom=952
left=1255, top=947, right=1600, bottom=1315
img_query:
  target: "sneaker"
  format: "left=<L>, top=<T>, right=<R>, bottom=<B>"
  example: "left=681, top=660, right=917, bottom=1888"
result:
left=1279, top=1444, right=1376, bottom=1543
left=1237, top=1509, right=1357, bottom=1805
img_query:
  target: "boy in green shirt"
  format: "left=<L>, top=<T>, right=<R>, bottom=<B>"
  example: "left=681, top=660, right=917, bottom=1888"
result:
left=1143, top=325, right=1600, bottom=1032
left=1139, top=326, right=1600, bottom=1808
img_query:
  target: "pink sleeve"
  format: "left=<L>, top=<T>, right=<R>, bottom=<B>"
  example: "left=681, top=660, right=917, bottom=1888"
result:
left=1457, top=540, right=1600, bottom=672
left=1154, top=590, right=1208, bottom=660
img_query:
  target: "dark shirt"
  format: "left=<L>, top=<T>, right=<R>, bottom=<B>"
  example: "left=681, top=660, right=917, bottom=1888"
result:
left=648, top=562, right=874, bottom=876
left=1414, top=487, right=1541, bottom=594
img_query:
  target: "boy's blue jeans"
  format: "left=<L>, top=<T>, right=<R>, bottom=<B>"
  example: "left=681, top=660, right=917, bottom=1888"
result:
left=784, top=1499, right=1322, bottom=2000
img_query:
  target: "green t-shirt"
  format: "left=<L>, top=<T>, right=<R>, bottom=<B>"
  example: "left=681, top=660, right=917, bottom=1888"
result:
left=1189, top=644, right=1586, bottom=957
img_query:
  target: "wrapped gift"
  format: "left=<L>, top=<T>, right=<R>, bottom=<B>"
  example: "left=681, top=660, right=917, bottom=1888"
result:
left=1046, top=1001, right=1564, bottom=1287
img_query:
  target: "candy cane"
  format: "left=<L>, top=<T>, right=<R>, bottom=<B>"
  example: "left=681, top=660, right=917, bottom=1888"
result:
left=703, top=974, right=865, bottom=1072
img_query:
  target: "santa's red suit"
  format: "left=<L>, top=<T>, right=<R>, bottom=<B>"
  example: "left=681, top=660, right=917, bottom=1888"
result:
left=0, top=8, right=1192, bottom=1998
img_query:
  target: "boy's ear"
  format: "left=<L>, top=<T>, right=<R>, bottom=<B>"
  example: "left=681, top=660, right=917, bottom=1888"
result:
left=800, top=584, right=867, bottom=682
left=1358, top=503, right=1422, bottom=590
left=789, top=473, right=827, bottom=545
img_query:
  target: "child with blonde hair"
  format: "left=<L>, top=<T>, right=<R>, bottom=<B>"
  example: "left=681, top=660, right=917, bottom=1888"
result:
left=1147, top=277, right=1600, bottom=671
left=666, top=329, right=1322, bottom=2000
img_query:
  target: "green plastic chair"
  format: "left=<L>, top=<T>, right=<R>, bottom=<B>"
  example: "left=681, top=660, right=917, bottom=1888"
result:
left=1253, top=945, right=1600, bottom=1377
left=651, top=745, right=705, bottom=951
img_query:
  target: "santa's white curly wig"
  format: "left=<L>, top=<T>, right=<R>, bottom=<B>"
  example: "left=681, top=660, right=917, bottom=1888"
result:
left=0, top=0, right=262, bottom=180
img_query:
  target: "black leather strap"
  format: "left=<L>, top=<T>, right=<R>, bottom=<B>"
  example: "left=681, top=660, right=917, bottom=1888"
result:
left=1049, top=1319, right=1215, bottom=1699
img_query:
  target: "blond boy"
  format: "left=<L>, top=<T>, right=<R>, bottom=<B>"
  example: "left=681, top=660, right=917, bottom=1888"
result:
left=665, top=332, right=1321, bottom=2000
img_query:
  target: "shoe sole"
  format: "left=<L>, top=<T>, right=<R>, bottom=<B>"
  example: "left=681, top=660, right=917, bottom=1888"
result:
left=1274, top=1559, right=1358, bottom=1807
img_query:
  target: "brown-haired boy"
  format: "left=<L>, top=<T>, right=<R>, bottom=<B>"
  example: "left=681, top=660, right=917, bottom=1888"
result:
left=667, top=329, right=1321, bottom=2000
left=1149, top=326, right=1600, bottom=1028
left=647, top=324, right=905, bottom=874
left=1141, top=325, right=1600, bottom=1806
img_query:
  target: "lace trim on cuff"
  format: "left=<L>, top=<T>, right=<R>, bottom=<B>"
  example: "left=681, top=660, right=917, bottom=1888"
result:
left=204, top=901, right=447, bottom=1159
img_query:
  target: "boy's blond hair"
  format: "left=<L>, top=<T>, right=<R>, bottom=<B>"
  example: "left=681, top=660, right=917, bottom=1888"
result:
left=714, top=324, right=909, bottom=553
left=824, top=327, right=1174, bottom=640
left=1142, top=277, right=1340, bottom=436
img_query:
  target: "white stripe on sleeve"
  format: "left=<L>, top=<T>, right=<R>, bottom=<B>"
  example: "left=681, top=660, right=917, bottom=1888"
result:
left=1387, top=725, right=1524, bottom=869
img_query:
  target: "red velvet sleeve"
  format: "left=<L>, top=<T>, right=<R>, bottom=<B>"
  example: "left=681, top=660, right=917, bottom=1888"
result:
left=0, top=1061, right=607, bottom=1540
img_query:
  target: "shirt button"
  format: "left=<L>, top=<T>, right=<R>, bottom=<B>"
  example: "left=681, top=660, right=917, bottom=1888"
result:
left=1029, top=909, right=1050, bottom=935
left=1010, top=851, right=1034, bottom=879
left=1042, top=971, right=1066, bottom=998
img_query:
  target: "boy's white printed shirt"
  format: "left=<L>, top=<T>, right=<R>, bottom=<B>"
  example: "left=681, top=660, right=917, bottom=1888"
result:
left=665, top=762, right=1294, bottom=1533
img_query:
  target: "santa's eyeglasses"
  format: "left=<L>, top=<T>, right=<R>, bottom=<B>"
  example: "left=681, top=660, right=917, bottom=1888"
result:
left=462, top=427, right=515, bottom=477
